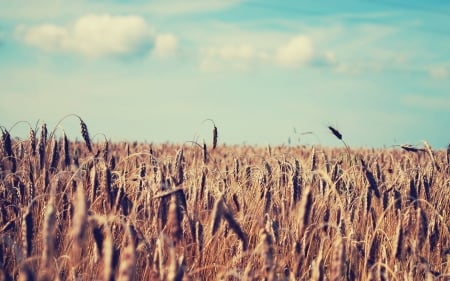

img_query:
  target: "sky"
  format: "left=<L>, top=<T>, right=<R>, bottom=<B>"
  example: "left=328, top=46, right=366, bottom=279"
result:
left=0, top=0, right=449, bottom=148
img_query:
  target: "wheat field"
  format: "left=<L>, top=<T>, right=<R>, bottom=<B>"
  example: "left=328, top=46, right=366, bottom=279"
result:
left=0, top=118, right=449, bottom=281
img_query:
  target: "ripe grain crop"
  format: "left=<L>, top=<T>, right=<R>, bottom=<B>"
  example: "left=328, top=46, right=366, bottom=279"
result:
left=0, top=118, right=449, bottom=280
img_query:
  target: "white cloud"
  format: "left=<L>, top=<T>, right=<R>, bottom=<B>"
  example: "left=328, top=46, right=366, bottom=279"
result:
left=152, top=34, right=178, bottom=58
left=16, top=24, right=69, bottom=52
left=144, top=0, right=243, bottom=16
left=323, top=51, right=337, bottom=65
left=428, top=66, right=449, bottom=79
left=275, top=35, right=314, bottom=67
left=199, top=35, right=335, bottom=72
left=0, top=0, right=244, bottom=20
left=200, top=43, right=270, bottom=72
left=16, top=14, right=154, bottom=57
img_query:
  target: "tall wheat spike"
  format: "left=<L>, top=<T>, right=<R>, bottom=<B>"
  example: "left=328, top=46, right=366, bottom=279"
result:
left=41, top=123, right=47, bottom=144
left=29, top=128, right=36, bottom=156
left=61, top=131, right=70, bottom=168
left=447, top=143, right=450, bottom=172
left=174, top=148, right=184, bottom=185
left=1, top=129, right=13, bottom=157
left=80, top=118, right=92, bottom=152
left=49, top=138, right=59, bottom=171
left=203, top=142, right=208, bottom=163
left=38, top=134, right=45, bottom=170
left=212, top=125, right=218, bottom=149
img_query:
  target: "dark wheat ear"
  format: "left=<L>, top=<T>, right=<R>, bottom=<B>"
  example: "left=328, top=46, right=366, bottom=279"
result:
left=29, top=128, right=36, bottom=156
left=213, top=125, right=218, bottom=149
left=202, top=119, right=218, bottom=149
left=447, top=143, right=450, bottom=170
left=400, top=144, right=424, bottom=153
left=1, top=128, right=13, bottom=157
left=79, top=119, right=92, bottom=152
left=328, top=126, right=342, bottom=140
left=328, top=125, right=350, bottom=154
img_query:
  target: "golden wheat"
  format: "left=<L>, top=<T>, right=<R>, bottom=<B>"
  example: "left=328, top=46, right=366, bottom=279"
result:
left=0, top=121, right=449, bottom=280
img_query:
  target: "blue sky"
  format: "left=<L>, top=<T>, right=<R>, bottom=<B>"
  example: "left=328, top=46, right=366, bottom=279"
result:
left=0, top=0, right=449, bottom=148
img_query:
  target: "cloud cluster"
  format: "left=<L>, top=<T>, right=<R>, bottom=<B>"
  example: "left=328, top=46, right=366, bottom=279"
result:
left=275, top=35, right=314, bottom=67
left=200, top=35, right=337, bottom=72
left=15, top=14, right=338, bottom=71
left=428, top=66, right=449, bottom=79
left=16, top=14, right=179, bottom=58
left=152, top=34, right=178, bottom=58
